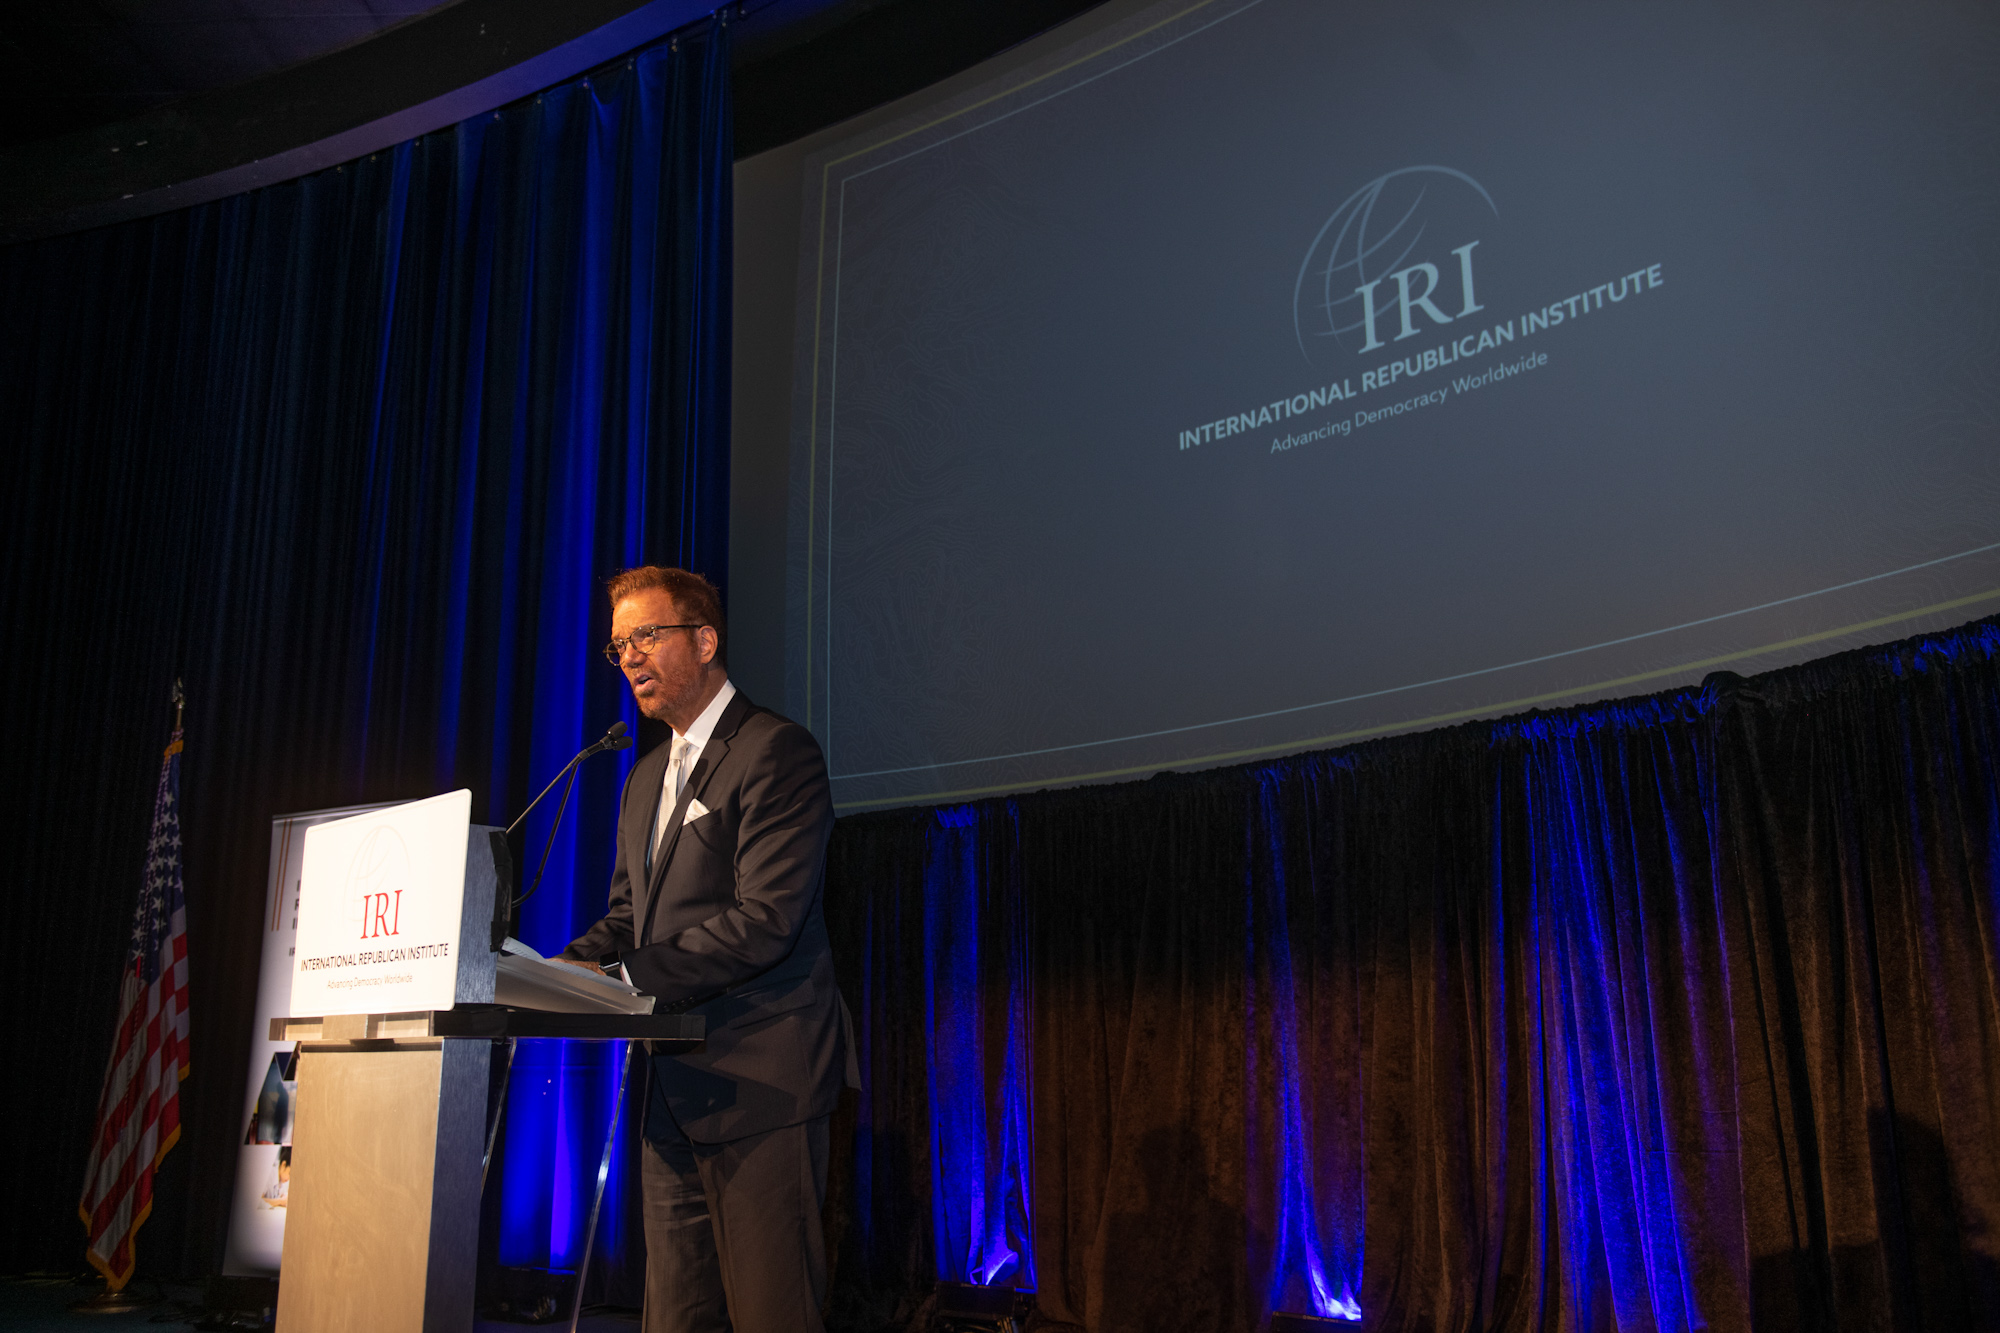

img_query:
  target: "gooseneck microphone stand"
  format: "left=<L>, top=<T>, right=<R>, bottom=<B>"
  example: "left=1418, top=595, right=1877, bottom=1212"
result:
left=504, top=720, right=635, bottom=920
left=485, top=719, right=642, bottom=1333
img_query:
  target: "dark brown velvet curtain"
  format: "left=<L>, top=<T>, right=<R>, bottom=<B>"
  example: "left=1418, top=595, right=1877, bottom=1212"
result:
left=821, top=616, right=2000, bottom=1333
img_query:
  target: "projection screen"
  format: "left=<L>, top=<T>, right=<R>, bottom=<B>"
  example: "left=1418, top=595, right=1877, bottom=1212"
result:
left=731, top=0, right=2000, bottom=810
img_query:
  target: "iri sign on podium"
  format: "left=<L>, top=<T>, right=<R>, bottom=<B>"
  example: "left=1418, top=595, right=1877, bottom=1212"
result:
left=289, top=790, right=472, bottom=1016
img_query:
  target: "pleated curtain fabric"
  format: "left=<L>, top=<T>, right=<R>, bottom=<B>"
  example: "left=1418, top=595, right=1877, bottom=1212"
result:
left=0, top=17, right=733, bottom=1291
left=824, top=617, right=2000, bottom=1333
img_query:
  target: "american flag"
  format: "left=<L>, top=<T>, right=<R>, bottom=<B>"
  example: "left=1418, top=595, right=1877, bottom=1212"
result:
left=79, top=729, right=192, bottom=1290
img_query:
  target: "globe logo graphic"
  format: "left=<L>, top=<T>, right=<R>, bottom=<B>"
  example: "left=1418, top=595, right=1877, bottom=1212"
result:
left=346, top=826, right=412, bottom=922
left=1292, top=166, right=1498, bottom=367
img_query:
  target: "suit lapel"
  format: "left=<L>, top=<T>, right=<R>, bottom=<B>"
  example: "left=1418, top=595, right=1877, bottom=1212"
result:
left=638, top=691, right=751, bottom=942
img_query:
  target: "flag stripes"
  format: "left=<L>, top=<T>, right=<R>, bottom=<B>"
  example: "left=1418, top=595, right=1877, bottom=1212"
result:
left=79, top=731, right=191, bottom=1290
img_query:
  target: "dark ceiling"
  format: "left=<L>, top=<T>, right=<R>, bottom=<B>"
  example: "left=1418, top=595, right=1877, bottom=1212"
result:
left=0, top=0, right=1107, bottom=241
left=734, top=0, right=1110, bottom=157
left=0, top=0, right=453, bottom=150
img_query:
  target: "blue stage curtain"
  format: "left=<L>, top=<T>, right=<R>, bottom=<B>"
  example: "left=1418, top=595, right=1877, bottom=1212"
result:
left=825, top=616, right=2000, bottom=1333
left=0, top=15, right=732, bottom=1294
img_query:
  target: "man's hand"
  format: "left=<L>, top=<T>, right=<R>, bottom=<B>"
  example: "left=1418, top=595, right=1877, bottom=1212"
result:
left=552, top=956, right=605, bottom=975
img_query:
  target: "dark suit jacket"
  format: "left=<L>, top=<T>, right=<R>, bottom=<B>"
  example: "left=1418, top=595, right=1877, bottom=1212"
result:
left=562, top=689, right=844, bottom=1144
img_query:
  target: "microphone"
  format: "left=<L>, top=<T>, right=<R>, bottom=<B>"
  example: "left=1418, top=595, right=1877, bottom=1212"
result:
left=505, top=722, right=631, bottom=835
left=503, top=721, right=635, bottom=923
left=582, top=719, right=634, bottom=757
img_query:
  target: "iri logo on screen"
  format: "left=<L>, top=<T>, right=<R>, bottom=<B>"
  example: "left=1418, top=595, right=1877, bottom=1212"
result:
left=1292, top=166, right=1497, bottom=368
left=347, top=826, right=412, bottom=940
left=1176, top=164, right=1665, bottom=450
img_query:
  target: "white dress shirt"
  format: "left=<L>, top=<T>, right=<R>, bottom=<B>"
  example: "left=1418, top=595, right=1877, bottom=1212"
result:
left=650, top=678, right=736, bottom=866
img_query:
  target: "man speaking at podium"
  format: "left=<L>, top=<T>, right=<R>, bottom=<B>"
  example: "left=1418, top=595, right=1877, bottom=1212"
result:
left=556, top=565, right=846, bottom=1333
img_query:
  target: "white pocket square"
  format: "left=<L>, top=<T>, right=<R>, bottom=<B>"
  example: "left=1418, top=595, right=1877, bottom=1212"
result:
left=684, top=797, right=712, bottom=824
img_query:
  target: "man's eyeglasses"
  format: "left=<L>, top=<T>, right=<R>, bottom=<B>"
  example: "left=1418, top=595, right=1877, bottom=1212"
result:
left=604, top=623, right=702, bottom=664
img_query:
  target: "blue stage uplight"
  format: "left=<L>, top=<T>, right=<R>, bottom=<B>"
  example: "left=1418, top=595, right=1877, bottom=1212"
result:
left=1252, top=772, right=1362, bottom=1323
left=924, top=804, right=1035, bottom=1291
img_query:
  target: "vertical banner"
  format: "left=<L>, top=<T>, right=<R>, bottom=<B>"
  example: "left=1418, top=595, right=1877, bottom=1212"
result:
left=220, top=802, right=395, bottom=1278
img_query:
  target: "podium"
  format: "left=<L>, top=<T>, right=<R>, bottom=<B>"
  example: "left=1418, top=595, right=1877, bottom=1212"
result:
left=268, top=803, right=700, bottom=1333
left=268, top=1006, right=699, bottom=1333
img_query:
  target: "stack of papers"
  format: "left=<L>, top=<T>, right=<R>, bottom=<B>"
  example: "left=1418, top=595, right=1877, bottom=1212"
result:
left=493, top=937, right=656, bottom=1015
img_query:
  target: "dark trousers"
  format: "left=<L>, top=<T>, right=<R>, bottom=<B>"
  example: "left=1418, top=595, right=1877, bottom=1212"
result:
left=639, top=1113, right=831, bottom=1333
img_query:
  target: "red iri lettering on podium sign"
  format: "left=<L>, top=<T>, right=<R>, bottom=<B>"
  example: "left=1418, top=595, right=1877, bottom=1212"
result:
left=359, top=890, right=403, bottom=939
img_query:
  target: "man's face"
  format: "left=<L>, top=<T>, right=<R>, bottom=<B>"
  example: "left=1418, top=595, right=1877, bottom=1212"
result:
left=611, top=588, right=715, bottom=724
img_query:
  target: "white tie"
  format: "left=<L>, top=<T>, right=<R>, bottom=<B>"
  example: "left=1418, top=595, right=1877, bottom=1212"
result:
left=672, top=734, right=693, bottom=800
left=652, top=735, right=691, bottom=864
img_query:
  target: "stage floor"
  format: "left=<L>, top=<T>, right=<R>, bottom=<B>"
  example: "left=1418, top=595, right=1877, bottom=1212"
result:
left=0, top=1276, right=642, bottom=1331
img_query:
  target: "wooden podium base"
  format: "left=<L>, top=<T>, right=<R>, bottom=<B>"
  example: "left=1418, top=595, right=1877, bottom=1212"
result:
left=270, top=1007, right=700, bottom=1333
left=278, top=1040, right=487, bottom=1333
